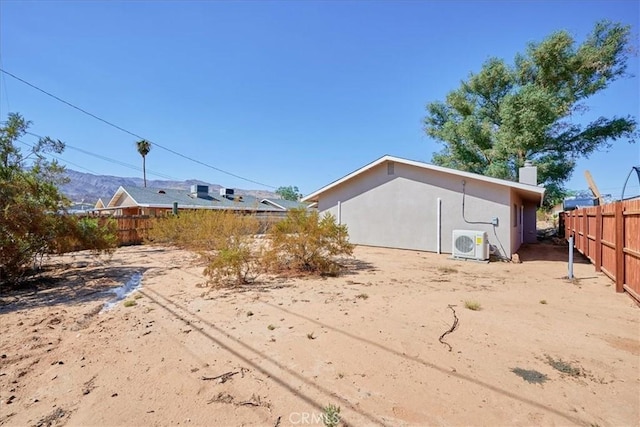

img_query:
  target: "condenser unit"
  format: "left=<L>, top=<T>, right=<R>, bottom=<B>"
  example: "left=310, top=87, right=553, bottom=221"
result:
left=452, top=230, right=489, bottom=261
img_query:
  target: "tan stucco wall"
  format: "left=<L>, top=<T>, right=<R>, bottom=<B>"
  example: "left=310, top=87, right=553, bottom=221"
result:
left=510, top=191, right=523, bottom=254
left=509, top=189, right=540, bottom=253
left=317, top=161, right=516, bottom=257
left=522, top=202, right=538, bottom=244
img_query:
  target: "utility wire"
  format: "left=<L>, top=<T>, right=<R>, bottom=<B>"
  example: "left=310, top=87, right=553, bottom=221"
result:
left=0, top=68, right=276, bottom=188
left=17, top=139, right=99, bottom=174
left=25, top=131, right=182, bottom=181
left=26, top=131, right=181, bottom=180
left=461, top=180, right=510, bottom=261
left=0, top=56, right=10, bottom=116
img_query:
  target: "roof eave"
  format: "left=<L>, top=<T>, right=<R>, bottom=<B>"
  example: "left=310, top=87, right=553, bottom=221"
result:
left=302, top=155, right=546, bottom=202
left=261, top=199, right=286, bottom=210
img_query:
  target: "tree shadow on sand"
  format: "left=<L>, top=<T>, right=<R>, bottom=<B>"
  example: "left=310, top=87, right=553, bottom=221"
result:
left=340, top=257, right=378, bottom=274
left=0, top=264, right=146, bottom=315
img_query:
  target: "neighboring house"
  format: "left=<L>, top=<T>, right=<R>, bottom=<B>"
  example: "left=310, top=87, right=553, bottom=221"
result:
left=96, top=185, right=308, bottom=216
left=67, top=202, right=96, bottom=214
left=301, top=155, right=545, bottom=259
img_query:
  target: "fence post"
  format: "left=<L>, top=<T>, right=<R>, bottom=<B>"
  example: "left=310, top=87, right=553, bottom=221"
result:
left=594, top=205, right=602, bottom=272
left=583, top=208, right=589, bottom=258
left=567, top=211, right=572, bottom=240
left=568, top=234, right=574, bottom=280
left=615, top=201, right=624, bottom=293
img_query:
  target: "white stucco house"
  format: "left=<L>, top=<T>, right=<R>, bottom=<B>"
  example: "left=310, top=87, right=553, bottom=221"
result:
left=302, top=155, right=545, bottom=259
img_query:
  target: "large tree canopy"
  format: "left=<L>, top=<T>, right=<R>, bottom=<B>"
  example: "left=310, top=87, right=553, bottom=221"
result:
left=424, top=21, right=637, bottom=207
left=275, top=185, right=302, bottom=201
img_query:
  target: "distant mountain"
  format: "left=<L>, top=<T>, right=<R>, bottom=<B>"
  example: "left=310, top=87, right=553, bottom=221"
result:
left=60, top=169, right=277, bottom=204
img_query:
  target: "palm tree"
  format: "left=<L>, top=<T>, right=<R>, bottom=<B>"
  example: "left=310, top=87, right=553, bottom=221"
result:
left=136, top=139, right=152, bottom=187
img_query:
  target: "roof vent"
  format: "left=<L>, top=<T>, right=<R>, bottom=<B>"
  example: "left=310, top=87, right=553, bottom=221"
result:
left=157, top=190, right=166, bottom=194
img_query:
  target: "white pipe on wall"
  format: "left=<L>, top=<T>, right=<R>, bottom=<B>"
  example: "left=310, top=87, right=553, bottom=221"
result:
left=437, top=197, right=442, bottom=254
left=337, top=200, right=342, bottom=225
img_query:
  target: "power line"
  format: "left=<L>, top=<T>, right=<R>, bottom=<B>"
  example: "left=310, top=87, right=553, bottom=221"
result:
left=26, top=131, right=181, bottom=180
left=17, top=139, right=99, bottom=174
left=67, top=144, right=180, bottom=180
left=0, top=56, right=10, bottom=116
left=0, top=68, right=276, bottom=188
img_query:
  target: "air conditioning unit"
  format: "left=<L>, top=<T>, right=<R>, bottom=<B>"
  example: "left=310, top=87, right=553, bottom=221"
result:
left=219, top=188, right=234, bottom=197
left=452, top=230, right=489, bottom=261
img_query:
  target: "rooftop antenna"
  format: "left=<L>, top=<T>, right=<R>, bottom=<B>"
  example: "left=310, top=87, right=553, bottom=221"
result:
left=584, top=170, right=603, bottom=205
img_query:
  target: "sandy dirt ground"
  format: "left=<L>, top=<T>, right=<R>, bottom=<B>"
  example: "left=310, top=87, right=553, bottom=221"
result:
left=1, top=242, right=638, bottom=427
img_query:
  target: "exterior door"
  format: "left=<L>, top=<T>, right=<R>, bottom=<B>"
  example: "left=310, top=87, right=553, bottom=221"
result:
left=519, top=205, right=524, bottom=245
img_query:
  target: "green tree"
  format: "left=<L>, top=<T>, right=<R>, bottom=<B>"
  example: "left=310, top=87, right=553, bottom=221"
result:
left=275, top=185, right=302, bottom=201
left=423, top=21, right=637, bottom=208
left=136, top=139, right=152, bottom=187
left=0, top=113, right=116, bottom=285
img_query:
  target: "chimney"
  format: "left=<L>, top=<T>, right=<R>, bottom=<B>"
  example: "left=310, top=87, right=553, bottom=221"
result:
left=519, top=160, right=537, bottom=185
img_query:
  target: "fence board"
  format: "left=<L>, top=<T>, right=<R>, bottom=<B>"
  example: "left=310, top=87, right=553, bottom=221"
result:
left=95, top=215, right=151, bottom=246
left=562, top=199, right=640, bottom=304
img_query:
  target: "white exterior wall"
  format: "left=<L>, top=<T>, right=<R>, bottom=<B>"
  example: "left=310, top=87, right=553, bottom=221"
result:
left=317, top=161, right=516, bottom=257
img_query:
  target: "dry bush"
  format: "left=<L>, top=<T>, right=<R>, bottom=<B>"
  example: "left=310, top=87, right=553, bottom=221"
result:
left=148, top=208, right=355, bottom=285
left=1, top=207, right=117, bottom=286
left=148, top=210, right=262, bottom=286
left=204, top=213, right=262, bottom=286
left=147, top=210, right=228, bottom=250
left=54, top=216, right=118, bottom=255
left=264, top=208, right=354, bottom=276
left=464, top=300, right=482, bottom=311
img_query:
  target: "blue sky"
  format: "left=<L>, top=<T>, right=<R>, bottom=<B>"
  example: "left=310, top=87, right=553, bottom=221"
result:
left=1, top=1, right=638, bottom=198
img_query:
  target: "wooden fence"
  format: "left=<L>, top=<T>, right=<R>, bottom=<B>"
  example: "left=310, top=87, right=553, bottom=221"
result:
left=96, top=213, right=288, bottom=246
left=95, top=215, right=151, bottom=246
left=562, top=199, right=640, bottom=303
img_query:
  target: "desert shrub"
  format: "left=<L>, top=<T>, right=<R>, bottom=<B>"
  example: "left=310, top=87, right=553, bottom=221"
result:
left=322, top=404, right=341, bottom=427
left=202, top=212, right=262, bottom=286
left=148, top=210, right=262, bottom=286
left=0, top=113, right=116, bottom=286
left=147, top=209, right=225, bottom=250
left=264, top=208, right=354, bottom=276
left=464, top=300, right=482, bottom=311
left=545, top=355, right=583, bottom=376
left=202, top=243, right=263, bottom=286
left=54, top=216, right=118, bottom=255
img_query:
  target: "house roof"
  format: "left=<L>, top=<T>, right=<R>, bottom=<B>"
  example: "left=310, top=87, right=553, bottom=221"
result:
left=105, top=186, right=308, bottom=212
left=302, top=155, right=546, bottom=204
left=261, top=198, right=307, bottom=210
